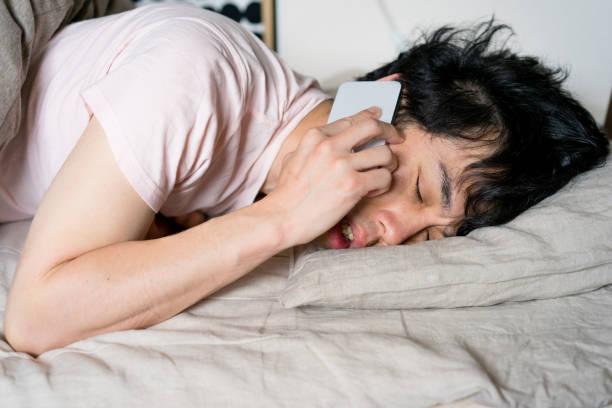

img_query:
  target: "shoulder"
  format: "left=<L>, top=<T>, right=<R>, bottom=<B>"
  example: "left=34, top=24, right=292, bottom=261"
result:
left=127, top=4, right=258, bottom=59
left=115, top=4, right=267, bottom=86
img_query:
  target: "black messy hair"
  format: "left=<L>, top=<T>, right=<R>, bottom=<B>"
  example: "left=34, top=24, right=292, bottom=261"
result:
left=358, top=19, right=609, bottom=236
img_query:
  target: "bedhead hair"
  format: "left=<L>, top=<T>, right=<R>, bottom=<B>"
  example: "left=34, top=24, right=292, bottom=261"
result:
left=357, top=19, right=610, bottom=236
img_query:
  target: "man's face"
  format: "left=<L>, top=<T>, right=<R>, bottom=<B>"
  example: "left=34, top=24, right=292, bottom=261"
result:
left=317, top=125, right=481, bottom=249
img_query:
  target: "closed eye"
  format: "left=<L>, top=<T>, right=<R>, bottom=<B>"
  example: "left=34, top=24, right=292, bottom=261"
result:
left=416, top=169, right=424, bottom=203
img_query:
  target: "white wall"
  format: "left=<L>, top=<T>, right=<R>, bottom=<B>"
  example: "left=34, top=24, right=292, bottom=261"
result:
left=276, top=0, right=612, bottom=125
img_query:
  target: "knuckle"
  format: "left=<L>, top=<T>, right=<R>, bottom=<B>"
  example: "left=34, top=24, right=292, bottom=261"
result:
left=360, top=118, right=380, bottom=133
left=339, top=173, right=360, bottom=193
left=339, top=117, right=356, bottom=128
left=315, top=139, right=335, bottom=156
left=304, top=128, right=324, bottom=143
left=332, top=157, right=351, bottom=175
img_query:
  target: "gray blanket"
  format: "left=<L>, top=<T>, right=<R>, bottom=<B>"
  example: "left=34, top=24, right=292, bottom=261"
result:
left=0, top=0, right=133, bottom=151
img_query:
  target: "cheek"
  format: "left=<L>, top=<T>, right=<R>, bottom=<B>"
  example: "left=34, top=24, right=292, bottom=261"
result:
left=352, top=180, right=408, bottom=216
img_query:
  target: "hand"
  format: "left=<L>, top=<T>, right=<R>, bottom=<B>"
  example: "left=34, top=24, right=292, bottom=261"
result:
left=264, top=107, right=403, bottom=247
left=145, top=211, right=208, bottom=239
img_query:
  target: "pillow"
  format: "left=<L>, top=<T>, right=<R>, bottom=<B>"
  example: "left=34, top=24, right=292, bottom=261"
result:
left=0, top=0, right=132, bottom=151
left=280, top=154, right=612, bottom=309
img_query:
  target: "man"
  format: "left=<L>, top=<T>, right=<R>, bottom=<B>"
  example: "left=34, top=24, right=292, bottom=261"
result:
left=2, top=4, right=608, bottom=356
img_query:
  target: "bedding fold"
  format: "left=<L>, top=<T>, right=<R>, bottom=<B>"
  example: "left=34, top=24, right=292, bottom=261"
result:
left=0, top=220, right=611, bottom=407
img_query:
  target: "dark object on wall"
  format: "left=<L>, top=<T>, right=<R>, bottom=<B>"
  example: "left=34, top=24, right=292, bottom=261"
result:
left=605, top=90, right=612, bottom=138
left=133, top=0, right=276, bottom=50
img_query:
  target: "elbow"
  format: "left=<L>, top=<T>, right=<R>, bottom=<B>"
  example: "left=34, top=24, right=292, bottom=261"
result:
left=4, top=314, right=40, bottom=357
left=4, top=311, right=48, bottom=357
left=4, top=261, right=73, bottom=357
left=4, top=295, right=60, bottom=357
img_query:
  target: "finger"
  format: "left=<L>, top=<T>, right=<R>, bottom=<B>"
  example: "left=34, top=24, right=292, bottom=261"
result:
left=336, top=117, right=404, bottom=152
left=366, top=188, right=387, bottom=198
left=388, top=149, right=399, bottom=173
left=364, top=154, right=398, bottom=197
left=349, top=145, right=395, bottom=172
left=320, top=106, right=382, bottom=136
left=358, top=167, right=392, bottom=196
left=296, top=107, right=383, bottom=161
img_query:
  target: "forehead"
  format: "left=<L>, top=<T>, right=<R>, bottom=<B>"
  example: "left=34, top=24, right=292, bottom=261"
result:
left=408, top=125, right=485, bottom=162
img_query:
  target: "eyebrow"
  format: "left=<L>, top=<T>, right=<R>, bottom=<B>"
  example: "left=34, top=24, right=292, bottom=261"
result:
left=439, top=162, right=453, bottom=211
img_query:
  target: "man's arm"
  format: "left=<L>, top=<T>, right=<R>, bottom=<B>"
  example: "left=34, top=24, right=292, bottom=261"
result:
left=4, top=107, right=401, bottom=357
left=4, top=117, right=286, bottom=356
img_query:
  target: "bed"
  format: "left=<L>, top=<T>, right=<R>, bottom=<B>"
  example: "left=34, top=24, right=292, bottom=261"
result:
left=2, top=1, right=612, bottom=407
left=1, top=151, right=611, bottom=407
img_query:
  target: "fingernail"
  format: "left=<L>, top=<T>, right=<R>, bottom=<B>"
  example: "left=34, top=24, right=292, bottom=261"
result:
left=367, top=106, right=381, bottom=115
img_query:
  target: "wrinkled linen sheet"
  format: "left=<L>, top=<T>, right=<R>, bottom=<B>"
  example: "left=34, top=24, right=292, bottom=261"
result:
left=0, top=220, right=611, bottom=407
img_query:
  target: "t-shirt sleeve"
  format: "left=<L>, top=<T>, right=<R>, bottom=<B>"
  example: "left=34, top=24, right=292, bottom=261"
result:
left=80, top=23, right=234, bottom=213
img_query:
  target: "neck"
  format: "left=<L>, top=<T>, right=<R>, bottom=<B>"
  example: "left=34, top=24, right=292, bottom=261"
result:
left=260, top=99, right=333, bottom=194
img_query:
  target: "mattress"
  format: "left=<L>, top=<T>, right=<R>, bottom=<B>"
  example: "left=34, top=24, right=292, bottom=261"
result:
left=0, top=220, right=611, bottom=407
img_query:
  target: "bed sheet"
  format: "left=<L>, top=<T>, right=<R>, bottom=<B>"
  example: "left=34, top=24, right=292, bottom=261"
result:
left=0, top=220, right=611, bottom=407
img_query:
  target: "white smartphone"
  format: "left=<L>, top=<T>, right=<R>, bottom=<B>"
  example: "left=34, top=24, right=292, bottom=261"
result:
left=327, top=81, right=401, bottom=152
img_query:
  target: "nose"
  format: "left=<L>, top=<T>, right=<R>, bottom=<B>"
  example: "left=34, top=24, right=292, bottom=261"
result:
left=373, top=208, right=423, bottom=245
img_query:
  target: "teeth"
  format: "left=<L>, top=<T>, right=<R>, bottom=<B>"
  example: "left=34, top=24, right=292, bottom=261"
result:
left=341, top=220, right=354, bottom=241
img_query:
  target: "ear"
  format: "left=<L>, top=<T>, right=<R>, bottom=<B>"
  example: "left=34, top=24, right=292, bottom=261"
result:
left=376, top=73, right=403, bottom=82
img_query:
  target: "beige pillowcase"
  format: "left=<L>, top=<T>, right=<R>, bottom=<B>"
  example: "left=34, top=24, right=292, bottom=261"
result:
left=280, top=154, right=612, bottom=309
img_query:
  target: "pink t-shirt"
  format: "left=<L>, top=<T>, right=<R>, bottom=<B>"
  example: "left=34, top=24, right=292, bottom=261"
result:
left=0, top=3, right=328, bottom=221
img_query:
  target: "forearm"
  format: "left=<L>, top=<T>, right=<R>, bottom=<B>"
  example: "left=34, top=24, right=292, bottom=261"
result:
left=12, top=199, right=286, bottom=353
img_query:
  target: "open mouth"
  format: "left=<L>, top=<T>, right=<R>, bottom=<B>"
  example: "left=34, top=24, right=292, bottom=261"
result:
left=341, top=218, right=354, bottom=242
left=327, top=218, right=354, bottom=249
